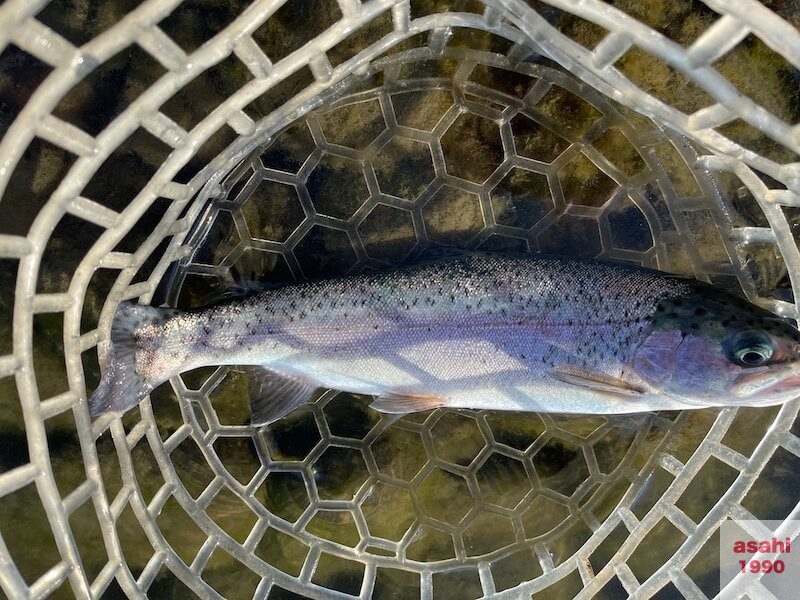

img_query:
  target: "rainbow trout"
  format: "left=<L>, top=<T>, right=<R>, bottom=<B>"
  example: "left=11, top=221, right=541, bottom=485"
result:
left=88, top=253, right=800, bottom=423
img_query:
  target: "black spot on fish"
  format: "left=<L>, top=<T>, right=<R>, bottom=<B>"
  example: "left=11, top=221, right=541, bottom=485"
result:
left=694, top=307, right=707, bottom=316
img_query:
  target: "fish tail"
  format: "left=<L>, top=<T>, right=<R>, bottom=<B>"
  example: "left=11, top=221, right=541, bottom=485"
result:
left=88, top=302, right=180, bottom=417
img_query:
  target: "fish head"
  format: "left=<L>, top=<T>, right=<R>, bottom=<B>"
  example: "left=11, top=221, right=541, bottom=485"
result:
left=631, top=283, right=800, bottom=406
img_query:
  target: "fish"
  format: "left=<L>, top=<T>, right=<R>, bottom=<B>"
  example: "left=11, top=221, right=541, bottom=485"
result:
left=87, top=253, right=800, bottom=424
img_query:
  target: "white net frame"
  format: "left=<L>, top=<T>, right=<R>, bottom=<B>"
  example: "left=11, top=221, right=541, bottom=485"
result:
left=0, top=0, right=799, bottom=598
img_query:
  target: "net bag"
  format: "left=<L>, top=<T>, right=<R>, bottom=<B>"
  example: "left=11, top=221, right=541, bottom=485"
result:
left=1, top=1, right=799, bottom=598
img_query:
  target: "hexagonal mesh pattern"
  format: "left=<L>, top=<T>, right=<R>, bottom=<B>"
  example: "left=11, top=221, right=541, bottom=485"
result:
left=1, top=1, right=800, bottom=599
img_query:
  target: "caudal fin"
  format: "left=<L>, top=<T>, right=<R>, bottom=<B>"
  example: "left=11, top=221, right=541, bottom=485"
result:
left=88, top=302, right=180, bottom=417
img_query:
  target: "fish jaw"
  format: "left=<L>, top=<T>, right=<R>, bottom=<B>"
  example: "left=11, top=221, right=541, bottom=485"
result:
left=731, top=366, right=800, bottom=404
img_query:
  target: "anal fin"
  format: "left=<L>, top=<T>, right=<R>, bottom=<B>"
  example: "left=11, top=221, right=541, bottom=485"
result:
left=247, top=368, right=318, bottom=426
left=549, top=365, right=644, bottom=398
left=370, top=392, right=447, bottom=414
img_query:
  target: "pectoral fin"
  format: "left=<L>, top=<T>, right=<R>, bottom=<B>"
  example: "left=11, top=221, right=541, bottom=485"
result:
left=247, top=368, right=318, bottom=425
left=370, top=392, right=447, bottom=414
left=549, top=366, right=644, bottom=398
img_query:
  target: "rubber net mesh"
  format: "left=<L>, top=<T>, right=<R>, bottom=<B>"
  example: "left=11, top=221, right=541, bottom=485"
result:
left=0, top=1, right=799, bottom=598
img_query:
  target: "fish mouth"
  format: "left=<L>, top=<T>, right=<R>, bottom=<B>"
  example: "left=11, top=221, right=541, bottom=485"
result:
left=732, top=366, right=800, bottom=403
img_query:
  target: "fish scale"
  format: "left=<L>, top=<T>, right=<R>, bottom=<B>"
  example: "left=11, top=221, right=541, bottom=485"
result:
left=88, top=253, right=800, bottom=422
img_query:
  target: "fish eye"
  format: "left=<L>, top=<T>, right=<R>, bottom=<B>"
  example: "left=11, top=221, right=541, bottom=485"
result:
left=727, top=331, right=775, bottom=367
